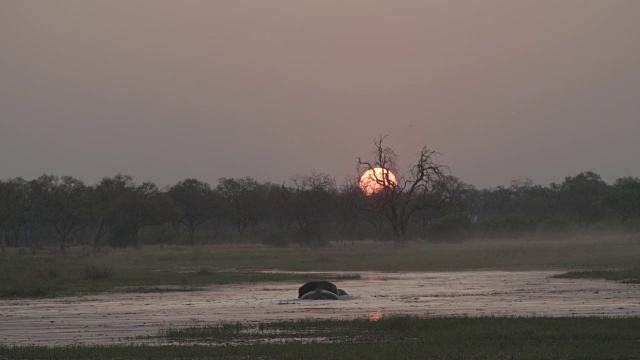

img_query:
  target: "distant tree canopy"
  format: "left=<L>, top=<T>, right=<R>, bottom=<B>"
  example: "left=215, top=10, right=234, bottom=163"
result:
left=169, top=178, right=220, bottom=245
left=0, top=146, right=638, bottom=251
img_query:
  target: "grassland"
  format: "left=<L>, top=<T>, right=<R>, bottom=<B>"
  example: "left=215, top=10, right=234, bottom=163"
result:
left=2, top=316, right=639, bottom=359
left=1, top=236, right=639, bottom=298
left=555, top=267, right=640, bottom=284
left=0, top=259, right=358, bottom=298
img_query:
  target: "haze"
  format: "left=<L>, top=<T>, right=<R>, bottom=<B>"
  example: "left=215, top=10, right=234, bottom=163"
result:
left=2, top=0, right=639, bottom=188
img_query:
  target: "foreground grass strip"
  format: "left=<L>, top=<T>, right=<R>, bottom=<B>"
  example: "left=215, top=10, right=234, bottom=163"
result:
left=2, top=316, right=639, bottom=360
left=555, top=266, right=640, bottom=284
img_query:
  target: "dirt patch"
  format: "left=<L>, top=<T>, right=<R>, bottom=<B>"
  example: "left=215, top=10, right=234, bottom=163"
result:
left=1, top=270, right=639, bottom=346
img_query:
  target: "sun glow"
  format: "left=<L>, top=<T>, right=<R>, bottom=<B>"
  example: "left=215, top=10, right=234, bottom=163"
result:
left=359, top=167, right=397, bottom=195
left=368, top=309, right=383, bottom=322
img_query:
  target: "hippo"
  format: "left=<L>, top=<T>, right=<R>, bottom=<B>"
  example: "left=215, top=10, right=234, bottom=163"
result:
left=300, top=288, right=339, bottom=300
left=298, top=281, right=349, bottom=300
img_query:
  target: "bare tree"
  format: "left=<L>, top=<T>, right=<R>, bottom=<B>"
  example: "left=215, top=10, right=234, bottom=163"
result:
left=356, top=136, right=450, bottom=246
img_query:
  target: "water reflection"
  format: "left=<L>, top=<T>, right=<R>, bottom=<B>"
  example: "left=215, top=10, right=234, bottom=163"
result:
left=368, top=309, right=383, bottom=322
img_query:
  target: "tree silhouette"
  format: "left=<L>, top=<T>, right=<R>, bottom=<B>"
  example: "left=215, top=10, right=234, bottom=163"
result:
left=169, top=178, right=220, bottom=244
left=356, top=136, right=450, bottom=246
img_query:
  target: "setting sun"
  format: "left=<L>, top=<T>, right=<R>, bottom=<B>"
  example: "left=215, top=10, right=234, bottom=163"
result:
left=359, top=167, right=397, bottom=195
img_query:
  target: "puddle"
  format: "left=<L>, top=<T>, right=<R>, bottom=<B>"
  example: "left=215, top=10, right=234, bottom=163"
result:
left=1, top=270, right=639, bottom=346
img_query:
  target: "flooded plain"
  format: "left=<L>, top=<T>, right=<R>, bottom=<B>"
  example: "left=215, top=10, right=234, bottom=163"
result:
left=1, top=270, right=639, bottom=346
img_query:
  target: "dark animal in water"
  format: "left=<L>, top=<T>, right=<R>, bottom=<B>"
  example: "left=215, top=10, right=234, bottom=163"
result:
left=298, top=281, right=348, bottom=300
left=300, top=288, right=339, bottom=300
left=298, top=281, right=337, bottom=298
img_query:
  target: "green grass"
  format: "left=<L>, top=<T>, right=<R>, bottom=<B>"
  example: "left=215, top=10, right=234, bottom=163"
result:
left=2, top=236, right=639, bottom=298
left=555, top=266, right=640, bottom=284
left=2, top=316, right=640, bottom=359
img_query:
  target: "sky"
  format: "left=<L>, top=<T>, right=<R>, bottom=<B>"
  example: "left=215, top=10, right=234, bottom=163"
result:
left=2, top=1, right=639, bottom=189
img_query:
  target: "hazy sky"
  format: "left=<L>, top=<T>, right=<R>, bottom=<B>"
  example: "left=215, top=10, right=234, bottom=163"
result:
left=2, top=1, right=639, bottom=188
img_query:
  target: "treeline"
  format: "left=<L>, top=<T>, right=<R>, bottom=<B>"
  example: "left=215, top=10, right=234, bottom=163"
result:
left=1, top=171, right=639, bottom=252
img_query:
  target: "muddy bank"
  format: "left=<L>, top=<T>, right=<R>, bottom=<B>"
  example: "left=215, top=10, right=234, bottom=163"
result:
left=1, top=270, right=639, bottom=346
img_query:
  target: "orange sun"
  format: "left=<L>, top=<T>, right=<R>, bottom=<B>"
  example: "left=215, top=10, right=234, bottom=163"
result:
left=359, top=167, right=397, bottom=195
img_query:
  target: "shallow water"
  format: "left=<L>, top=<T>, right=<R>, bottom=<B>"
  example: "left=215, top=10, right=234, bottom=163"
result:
left=1, top=270, right=639, bottom=346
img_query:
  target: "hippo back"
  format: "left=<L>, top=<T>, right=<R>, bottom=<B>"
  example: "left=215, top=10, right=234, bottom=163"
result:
left=298, top=281, right=338, bottom=298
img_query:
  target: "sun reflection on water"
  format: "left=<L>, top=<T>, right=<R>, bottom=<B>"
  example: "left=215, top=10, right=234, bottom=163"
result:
left=368, top=309, right=383, bottom=322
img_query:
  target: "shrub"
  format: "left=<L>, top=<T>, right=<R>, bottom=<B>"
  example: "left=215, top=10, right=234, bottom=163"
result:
left=536, top=217, right=574, bottom=239
left=374, top=227, right=396, bottom=242
left=47, top=267, right=59, bottom=279
left=425, top=214, right=472, bottom=242
left=108, top=224, right=136, bottom=248
left=81, top=265, right=112, bottom=280
left=477, top=215, right=536, bottom=239
left=621, top=219, right=640, bottom=234
left=261, top=230, right=290, bottom=248
left=504, top=215, right=536, bottom=237
left=292, top=226, right=328, bottom=247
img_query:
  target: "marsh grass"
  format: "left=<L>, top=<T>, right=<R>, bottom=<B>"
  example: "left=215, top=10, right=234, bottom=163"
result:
left=3, top=316, right=640, bottom=359
left=160, top=322, right=245, bottom=340
left=555, top=266, right=640, bottom=283
left=0, top=267, right=359, bottom=298
left=0, top=254, right=359, bottom=298
left=1, top=236, right=639, bottom=298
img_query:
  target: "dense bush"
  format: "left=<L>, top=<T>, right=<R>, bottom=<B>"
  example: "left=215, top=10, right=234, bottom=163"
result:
left=261, top=230, right=290, bottom=248
left=424, top=214, right=472, bottom=242
left=292, top=226, right=328, bottom=247
left=478, top=215, right=536, bottom=239
left=536, top=217, right=573, bottom=239
left=81, top=265, right=112, bottom=280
